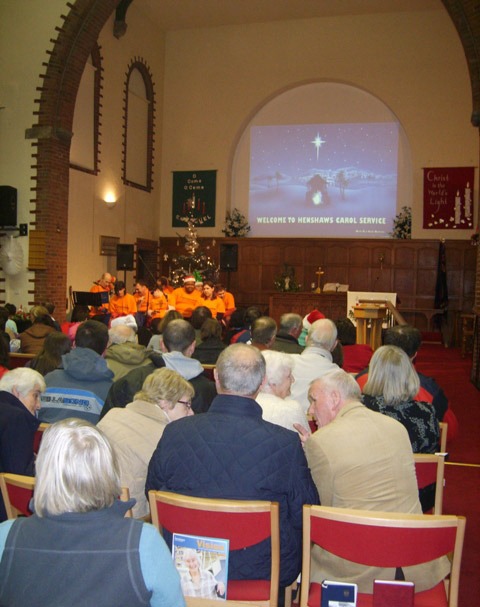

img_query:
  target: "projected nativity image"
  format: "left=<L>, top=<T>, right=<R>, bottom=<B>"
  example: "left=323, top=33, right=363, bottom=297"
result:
left=249, top=122, right=399, bottom=237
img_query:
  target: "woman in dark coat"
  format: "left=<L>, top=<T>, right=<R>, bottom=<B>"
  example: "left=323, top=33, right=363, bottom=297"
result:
left=0, top=367, right=46, bottom=521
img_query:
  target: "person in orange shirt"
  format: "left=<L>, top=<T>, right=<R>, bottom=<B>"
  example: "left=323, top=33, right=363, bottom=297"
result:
left=170, top=275, right=202, bottom=319
left=196, top=281, right=225, bottom=320
left=89, top=273, right=112, bottom=320
left=214, top=284, right=236, bottom=320
left=148, top=287, right=169, bottom=322
left=109, top=280, right=137, bottom=320
left=134, top=280, right=152, bottom=328
left=156, top=276, right=174, bottom=297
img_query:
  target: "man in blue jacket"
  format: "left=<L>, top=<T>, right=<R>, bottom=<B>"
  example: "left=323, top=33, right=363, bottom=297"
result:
left=146, top=343, right=319, bottom=595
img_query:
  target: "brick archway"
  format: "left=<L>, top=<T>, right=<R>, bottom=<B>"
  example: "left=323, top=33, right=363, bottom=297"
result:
left=27, top=0, right=119, bottom=319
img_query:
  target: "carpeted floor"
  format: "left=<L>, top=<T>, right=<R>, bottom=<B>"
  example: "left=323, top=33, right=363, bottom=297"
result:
left=415, top=344, right=479, bottom=605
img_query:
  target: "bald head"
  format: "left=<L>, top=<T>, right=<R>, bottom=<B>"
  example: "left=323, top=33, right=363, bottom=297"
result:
left=215, top=343, right=266, bottom=397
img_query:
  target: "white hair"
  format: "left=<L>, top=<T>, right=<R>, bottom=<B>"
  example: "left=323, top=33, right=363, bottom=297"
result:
left=310, top=369, right=361, bottom=402
left=34, top=419, right=120, bottom=517
left=0, top=367, right=46, bottom=396
left=306, top=319, right=337, bottom=351
left=260, top=350, right=294, bottom=393
left=108, top=324, right=137, bottom=345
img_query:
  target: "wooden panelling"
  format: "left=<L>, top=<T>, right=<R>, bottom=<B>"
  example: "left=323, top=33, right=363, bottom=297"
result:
left=158, top=238, right=476, bottom=330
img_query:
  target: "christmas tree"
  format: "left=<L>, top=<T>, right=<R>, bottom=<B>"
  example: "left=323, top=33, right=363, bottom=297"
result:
left=169, top=199, right=218, bottom=287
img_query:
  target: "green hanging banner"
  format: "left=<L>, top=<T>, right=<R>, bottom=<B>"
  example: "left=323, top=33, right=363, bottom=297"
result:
left=172, top=170, right=216, bottom=227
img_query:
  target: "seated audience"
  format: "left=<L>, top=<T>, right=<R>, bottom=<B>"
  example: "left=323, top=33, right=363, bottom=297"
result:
left=4, top=303, right=18, bottom=339
left=146, top=343, right=319, bottom=593
left=28, top=332, right=71, bottom=376
left=0, top=419, right=185, bottom=606
left=290, top=318, right=340, bottom=412
left=0, top=336, right=10, bottom=379
left=361, top=345, right=439, bottom=453
left=147, top=310, right=182, bottom=352
left=101, top=319, right=216, bottom=419
left=0, top=368, right=46, bottom=521
left=61, top=304, right=89, bottom=345
left=195, top=280, right=225, bottom=319
left=222, top=307, right=246, bottom=345
left=41, top=301, right=61, bottom=331
left=250, top=316, right=277, bottom=351
left=98, top=368, right=194, bottom=518
left=334, top=317, right=373, bottom=373
left=39, top=320, right=113, bottom=424
left=298, top=310, right=325, bottom=346
left=19, top=306, right=58, bottom=355
left=105, top=323, right=151, bottom=381
left=191, top=318, right=226, bottom=364
left=191, top=306, right=213, bottom=345
left=356, top=324, right=457, bottom=440
left=297, top=369, right=449, bottom=593
left=271, top=313, right=304, bottom=354
left=256, top=350, right=308, bottom=431
left=230, top=305, right=262, bottom=344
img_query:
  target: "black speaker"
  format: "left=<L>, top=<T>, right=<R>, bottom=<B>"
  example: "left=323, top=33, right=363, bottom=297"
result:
left=0, top=186, right=17, bottom=226
left=116, top=244, right=135, bottom=271
left=220, top=244, right=238, bottom=271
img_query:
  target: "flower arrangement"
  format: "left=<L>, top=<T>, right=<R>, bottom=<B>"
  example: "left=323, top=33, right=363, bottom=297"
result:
left=390, top=206, right=412, bottom=239
left=274, top=264, right=301, bottom=292
left=222, top=208, right=251, bottom=238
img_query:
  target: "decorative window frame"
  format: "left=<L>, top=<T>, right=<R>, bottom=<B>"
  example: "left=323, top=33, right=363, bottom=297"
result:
left=69, top=42, right=103, bottom=175
left=122, top=58, right=155, bottom=192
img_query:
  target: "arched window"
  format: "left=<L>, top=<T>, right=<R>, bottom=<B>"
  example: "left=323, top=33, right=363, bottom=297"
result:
left=123, top=60, right=155, bottom=191
left=70, top=44, right=102, bottom=173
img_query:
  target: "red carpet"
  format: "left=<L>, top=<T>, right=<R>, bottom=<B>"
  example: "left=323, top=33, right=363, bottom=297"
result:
left=415, top=345, right=479, bottom=605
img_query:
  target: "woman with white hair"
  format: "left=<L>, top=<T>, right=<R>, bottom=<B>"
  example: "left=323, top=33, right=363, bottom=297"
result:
left=362, top=345, right=439, bottom=453
left=0, top=368, right=46, bottom=521
left=97, top=367, right=194, bottom=518
left=256, top=350, right=308, bottom=432
left=180, top=547, right=226, bottom=599
left=0, top=419, right=185, bottom=607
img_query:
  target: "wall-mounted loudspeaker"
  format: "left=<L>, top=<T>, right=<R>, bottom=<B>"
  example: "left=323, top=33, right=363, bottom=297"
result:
left=219, top=244, right=238, bottom=271
left=0, top=186, right=18, bottom=227
left=116, top=244, right=135, bottom=271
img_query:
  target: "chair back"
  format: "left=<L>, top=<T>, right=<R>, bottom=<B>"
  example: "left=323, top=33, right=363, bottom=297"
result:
left=0, top=473, right=35, bottom=519
left=439, top=421, right=448, bottom=452
left=33, top=422, right=50, bottom=454
left=414, top=453, right=445, bottom=514
left=120, top=486, right=133, bottom=518
left=300, top=505, right=465, bottom=607
left=148, top=490, right=280, bottom=606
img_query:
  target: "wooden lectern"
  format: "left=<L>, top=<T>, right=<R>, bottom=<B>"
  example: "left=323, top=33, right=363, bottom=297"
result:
left=353, top=304, right=388, bottom=351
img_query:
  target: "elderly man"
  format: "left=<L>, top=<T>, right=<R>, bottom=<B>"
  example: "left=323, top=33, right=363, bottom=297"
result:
left=105, top=323, right=151, bottom=381
left=89, top=272, right=112, bottom=320
left=146, top=343, right=318, bottom=593
left=250, top=316, right=277, bottom=351
left=290, top=318, right=339, bottom=412
left=297, top=369, right=449, bottom=593
left=100, top=319, right=216, bottom=418
left=271, top=313, right=304, bottom=354
left=169, top=275, right=202, bottom=319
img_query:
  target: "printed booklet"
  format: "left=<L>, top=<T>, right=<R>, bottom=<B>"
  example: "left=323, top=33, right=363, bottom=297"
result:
left=172, top=533, right=229, bottom=601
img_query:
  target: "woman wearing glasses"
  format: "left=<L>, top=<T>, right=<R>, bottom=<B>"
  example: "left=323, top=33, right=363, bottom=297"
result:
left=98, top=367, right=194, bottom=518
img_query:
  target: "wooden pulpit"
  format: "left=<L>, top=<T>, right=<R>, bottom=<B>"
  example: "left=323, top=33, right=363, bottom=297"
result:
left=353, top=304, right=388, bottom=351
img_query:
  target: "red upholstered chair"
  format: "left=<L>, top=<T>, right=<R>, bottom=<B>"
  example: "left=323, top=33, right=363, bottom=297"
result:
left=33, top=422, right=50, bottom=455
left=414, top=453, right=446, bottom=514
left=148, top=490, right=280, bottom=607
left=0, top=473, right=35, bottom=519
left=299, top=505, right=465, bottom=607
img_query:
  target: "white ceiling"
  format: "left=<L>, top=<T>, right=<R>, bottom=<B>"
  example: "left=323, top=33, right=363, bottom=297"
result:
left=137, top=0, right=443, bottom=32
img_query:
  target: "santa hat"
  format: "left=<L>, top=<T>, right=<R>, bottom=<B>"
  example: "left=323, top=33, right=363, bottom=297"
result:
left=183, top=275, right=196, bottom=283
left=303, top=309, right=325, bottom=330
